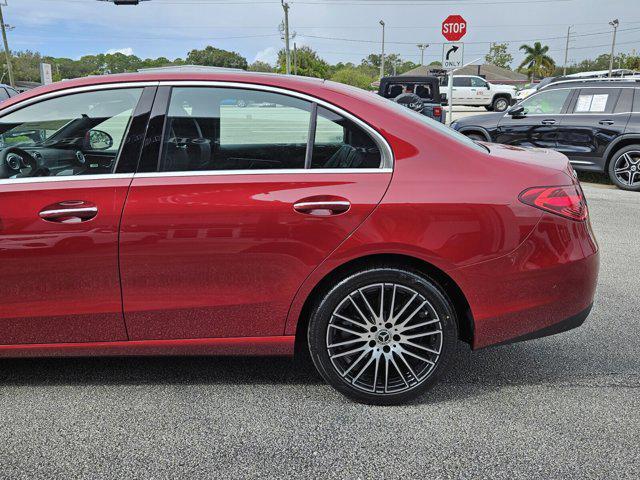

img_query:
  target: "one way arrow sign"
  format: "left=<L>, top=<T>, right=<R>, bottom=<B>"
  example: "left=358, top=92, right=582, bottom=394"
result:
left=442, top=42, right=464, bottom=70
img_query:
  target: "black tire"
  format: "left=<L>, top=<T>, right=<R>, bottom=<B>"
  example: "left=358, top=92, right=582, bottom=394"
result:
left=484, top=105, right=494, bottom=111
left=307, top=267, right=458, bottom=405
left=608, top=145, right=640, bottom=191
left=465, top=133, right=485, bottom=142
left=492, top=96, right=510, bottom=112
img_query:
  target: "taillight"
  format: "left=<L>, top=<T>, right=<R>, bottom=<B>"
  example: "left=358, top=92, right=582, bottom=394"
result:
left=519, top=185, right=587, bottom=221
left=433, top=106, right=442, bottom=117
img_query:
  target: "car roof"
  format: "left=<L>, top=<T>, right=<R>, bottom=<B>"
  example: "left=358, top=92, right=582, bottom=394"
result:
left=0, top=71, right=378, bottom=111
left=543, top=77, right=640, bottom=90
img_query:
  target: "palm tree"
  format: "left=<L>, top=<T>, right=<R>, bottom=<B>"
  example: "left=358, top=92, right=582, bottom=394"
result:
left=518, top=42, right=555, bottom=80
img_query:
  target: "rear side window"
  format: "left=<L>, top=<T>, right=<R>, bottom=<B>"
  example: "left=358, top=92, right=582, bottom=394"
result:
left=158, top=87, right=382, bottom=173
left=311, top=107, right=381, bottom=169
left=573, top=88, right=619, bottom=113
left=453, top=77, right=472, bottom=87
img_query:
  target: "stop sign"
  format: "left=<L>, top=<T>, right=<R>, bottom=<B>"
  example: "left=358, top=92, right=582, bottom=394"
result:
left=442, top=15, right=467, bottom=41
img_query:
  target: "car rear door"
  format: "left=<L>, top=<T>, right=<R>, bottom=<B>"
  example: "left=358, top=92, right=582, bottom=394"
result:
left=452, top=77, right=472, bottom=104
left=119, top=84, right=392, bottom=341
left=557, top=87, right=632, bottom=169
left=495, top=87, right=573, bottom=149
left=0, top=84, right=155, bottom=345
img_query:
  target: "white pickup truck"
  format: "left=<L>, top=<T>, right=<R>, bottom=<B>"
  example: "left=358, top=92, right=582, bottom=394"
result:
left=440, top=75, right=517, bottom=112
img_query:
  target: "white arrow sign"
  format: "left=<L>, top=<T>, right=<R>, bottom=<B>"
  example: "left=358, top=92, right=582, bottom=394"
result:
left=442, top=42, right=464, bottom=70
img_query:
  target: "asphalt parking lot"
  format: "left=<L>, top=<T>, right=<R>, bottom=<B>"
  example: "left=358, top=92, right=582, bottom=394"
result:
left=0, top=182, right=638, bottom=480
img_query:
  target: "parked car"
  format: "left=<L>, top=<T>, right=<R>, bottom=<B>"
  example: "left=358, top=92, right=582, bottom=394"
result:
left=0, top=72, right=598, bottom=404
left=452, top=77, right=640, bottom=191
left=378, top=75, right=445, bottom=123
left=439, top=75, right=517, bottom=112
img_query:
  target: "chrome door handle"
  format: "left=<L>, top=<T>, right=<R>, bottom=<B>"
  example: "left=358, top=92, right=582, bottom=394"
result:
left=541, top=119, right=556, bottom=125
left=39, top=201, right=98, bottom=223
left=293, top=200, right=351, bottom=216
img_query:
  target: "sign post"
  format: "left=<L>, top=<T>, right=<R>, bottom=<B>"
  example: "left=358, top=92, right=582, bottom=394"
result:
left=441, top=15, right=467, bottom=125
left=39, top=63, right=53, bottom=85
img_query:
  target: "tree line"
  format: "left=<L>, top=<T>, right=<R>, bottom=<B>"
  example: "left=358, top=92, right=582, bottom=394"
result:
left=4, top=43, right=639, bottom=88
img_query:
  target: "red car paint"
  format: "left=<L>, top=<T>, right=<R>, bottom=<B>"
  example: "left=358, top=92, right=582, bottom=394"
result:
left=0, top=72, right=598, bottom=357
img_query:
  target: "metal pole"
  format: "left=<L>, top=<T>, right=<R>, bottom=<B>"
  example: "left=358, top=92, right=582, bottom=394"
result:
left=293, top=42, right=297, bottom=75
left=447, top=71, right=453, bottom=125
left=608, top=19, right=619, bottom=78
left=379, top=20, right=385, bottom=79
left=563, top=25, right=572, bottom=76
left=282, top=1, right=291, bottom=75
left=417, top=44, right=428, bottom=66
left=0, top=3, right=14, bottom=88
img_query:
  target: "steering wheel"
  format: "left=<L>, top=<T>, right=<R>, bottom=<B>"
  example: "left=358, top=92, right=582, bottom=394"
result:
left=0, top=146, right=45, bottom=178
left=394, top=93, right=425, bottom=112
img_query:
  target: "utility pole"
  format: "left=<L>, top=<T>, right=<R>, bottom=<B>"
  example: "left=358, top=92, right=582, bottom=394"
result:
left=293, top=42, right=298, bottom=75
left=562, top=25, right=572, bottom=76
left=379, top=20, right=385, bottom=79
left=608, top=19, right=619, bottom=78
left=417, top=43, right=429, bottom=66
left=0, top=2, right=14, bottom=88
left=282, top=1, right=291, bottom=74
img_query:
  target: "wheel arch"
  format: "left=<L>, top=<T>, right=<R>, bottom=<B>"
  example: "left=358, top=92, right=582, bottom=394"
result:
left=603, top=135, right=640, bottom=171
left=458, top=126, right=492, bottom=142
left=293, top=253, right=474, bottom=357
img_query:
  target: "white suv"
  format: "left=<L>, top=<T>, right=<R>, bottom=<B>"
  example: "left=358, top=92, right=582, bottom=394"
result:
left=442, top=75, right=516, bottom=112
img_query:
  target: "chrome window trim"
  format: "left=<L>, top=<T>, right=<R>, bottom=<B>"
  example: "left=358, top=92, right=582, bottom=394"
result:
left=0, top=82, right=159, bottom=118
left=0, top=173, right=134, bottom=186
left=157, top=80, right=394, bottom=169
left=133, top=168, right=392, bottom=179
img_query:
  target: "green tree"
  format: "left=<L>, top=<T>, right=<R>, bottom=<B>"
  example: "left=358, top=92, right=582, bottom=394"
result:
left=330, top=67, right=375, bottom=89
left=518, top=42, right=555, bottom=79
left=485, top=42, right=513, bottom=69
left=248, top=61, right=273, bottom=72
left=361, top=53, right=414, bottom=77
left=277, top=46, right=330, bottom=78
left=186, top=46, right=248, bottom=70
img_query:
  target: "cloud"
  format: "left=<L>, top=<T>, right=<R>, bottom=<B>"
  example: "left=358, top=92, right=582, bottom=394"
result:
left=106, top=47, right=135, bottom=56
left=253, top=46, right=278, bottom=65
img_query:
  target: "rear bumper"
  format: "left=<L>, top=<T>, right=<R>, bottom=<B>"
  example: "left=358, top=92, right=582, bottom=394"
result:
left=453, top=213, right=599, bottom=349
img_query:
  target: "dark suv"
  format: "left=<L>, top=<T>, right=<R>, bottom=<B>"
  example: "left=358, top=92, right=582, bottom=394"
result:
left=378, top=76, right=445, bottom=123
left=451, top=78, right=640, bottom=191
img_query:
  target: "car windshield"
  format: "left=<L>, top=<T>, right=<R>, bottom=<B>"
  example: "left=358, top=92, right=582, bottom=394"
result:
left=380, top=98, right=488, bottom=153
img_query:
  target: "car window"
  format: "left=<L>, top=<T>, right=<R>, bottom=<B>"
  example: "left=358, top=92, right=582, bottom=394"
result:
left=614, top=89, right=633, bottom=113
left=160, top=87, right=312, bottom=172
left=633, top=88, right=640, bottom=112
left=470, top=78, right=487, bottom=88
left=573, top=88, right=618, bottom=113
left=6, top=88, right=19, bottom=97
left=453, top=77, right=472, bottom=87
left=0, top=88, right=143, bottom=179
left=520, top=89, right=571, bottom=115
left=311, top=106, right=381, bottom=169
left=0, top=89, right=9, bottom=101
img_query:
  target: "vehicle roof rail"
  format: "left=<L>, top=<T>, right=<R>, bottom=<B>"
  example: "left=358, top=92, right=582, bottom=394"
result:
left=541, top=76, right=640, bottom=89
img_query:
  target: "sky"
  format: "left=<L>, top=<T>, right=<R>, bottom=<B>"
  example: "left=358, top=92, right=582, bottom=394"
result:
left=5, top=0, right=640, bottom=68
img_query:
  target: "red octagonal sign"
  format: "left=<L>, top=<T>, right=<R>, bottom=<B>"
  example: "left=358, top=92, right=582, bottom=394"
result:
left=442, top=15, right=467, bottom=41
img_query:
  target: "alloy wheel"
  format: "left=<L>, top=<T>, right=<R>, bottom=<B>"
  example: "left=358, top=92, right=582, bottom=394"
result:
left=494, top=98, right=509, bottom=112
left=614, top=151, right=640, bottom=187
left=325, top=283, right=443, bottom=395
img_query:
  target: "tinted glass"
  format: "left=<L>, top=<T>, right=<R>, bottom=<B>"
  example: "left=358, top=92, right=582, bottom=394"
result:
left=453, top=77, right=472, bottom=87
left=160, top=87, right=312, bottom=171
left=614, top=88, right=633, bottom=113
left=0, top=88, right=143, bottom=179
left=573, top=88, right=618, bottom=113
left=470, top=77, right=488, bottom=88
left=0, top=89, right=9, bottom=100
left=521, top=89, right=571, bottom=115
left=6, top=88, right=18, bottom=97
left=311, top=106, right=381, bottom=169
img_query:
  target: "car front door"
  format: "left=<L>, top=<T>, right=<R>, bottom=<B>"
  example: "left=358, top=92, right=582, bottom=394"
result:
left=557, top=87, right=632, bottom=168
left=496, top=88, right=573, bottom=149
left=469, top=77, right=491, bottom=106
left=119, top=85, right=392, bottom=340
left=0, top=85, right=154, bottom=345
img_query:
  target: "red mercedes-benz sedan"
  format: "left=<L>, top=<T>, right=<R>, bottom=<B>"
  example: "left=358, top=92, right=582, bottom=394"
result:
left=0, top=72, right=598, bottom=404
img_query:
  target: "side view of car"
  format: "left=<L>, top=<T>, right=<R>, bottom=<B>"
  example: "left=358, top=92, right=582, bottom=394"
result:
left=439, top=75, right=517, bottom=112
left=0, top=71, right=598, bottom=404
left=452, top=77, right=640, bottom=191
left=378, top=75, right=445, bottom=123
